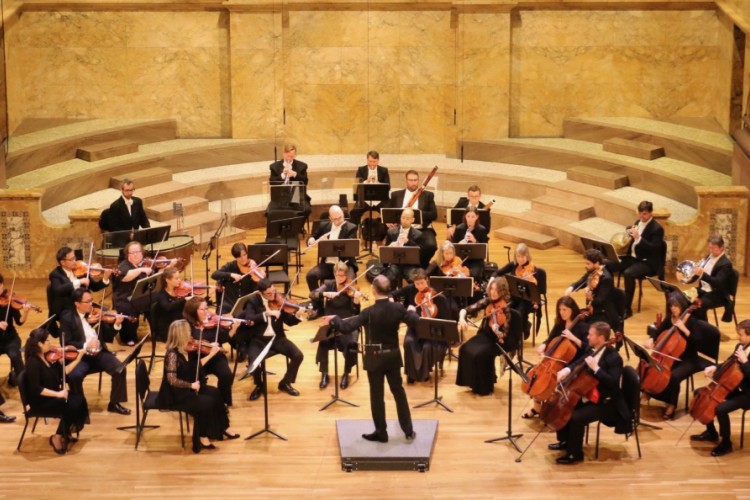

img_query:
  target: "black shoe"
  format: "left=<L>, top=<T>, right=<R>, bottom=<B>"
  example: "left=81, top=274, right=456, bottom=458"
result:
left=340, top=373, right=349, bottom=390
left=548, top=441, right=567, bottom=451
left=49, top=435, right=66, bottom=455
left=319, top=373, right=329, bottom=389
left=556, top=452, right=584, bottom=465
left=405, top=431, right=416, bottom=441
left=249, top=385, right=264, bottom=401
left=690, top=430, right=719, bottom=442
left=0, top=412, right=16, bottom=423
left=192, top=443, right=202, bottom=454
left=107, top=402, right=131, bottom=415
left=223, top=431, right=241, bottom=440
left=308, top=311, right=324, bottom=321
left=362, top=431, right=388, bottom=443
left=278, top=381, right=300, bottom=396
left=711, top=440, right=733, bottom=457
left=406, top=377, right=415, bottom=385
left=624, top=309, right=633, bottom=320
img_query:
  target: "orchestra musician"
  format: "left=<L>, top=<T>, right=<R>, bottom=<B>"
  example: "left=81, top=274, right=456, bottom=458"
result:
left=447, top=184, right=491, bottom=239
left=323, top=275, right=419, bottom=443
left=389, top=170, right=438, bottom=268
left=239, top=279, right=305, bottom=400
left=355, top=151, right=391, bottom=186
left=425, top=241, right=469, bottom=278
left=689, top=235, right=735, bottom=323
left=309, top=261, right=362, bottom=389
left=391, top=268, right=451, bottom=383
left=491, top=243, right=539, bottom=340
left=59, top=288, right=131, bottom=415
left=113, top=241, right=156, bottom=346
left=522, top=296, right=589, bottom=419
left=565, top=249, right=620, bottom=330
left=383, top=207, right=422, bottom=288
left=549, top=321, right=631, bottom=464
left=268, top=143, right=311, bottom=214
left=157, top=320, right=240, bottom=454
left=152, top=267, right=188, bottom=342
left=182, top=296, right=237, bottom=407
left=211, top=242, right=259, bottom=316
left=605, top=201, right=665, bottom=318
left=23, top=327, right=88, bottom=455
left=456, top=277, right=523, bottom=395
left=104, top=179, right=151, bottom=234
left=305, top=205, right=359, bottom=319
left=0, top=272, right=31, bottom=387
left=449, top=206, right=489, bottom=283
left=689, top=319, right=750, bottom=456
left=641, top=292, right=712, bottom=420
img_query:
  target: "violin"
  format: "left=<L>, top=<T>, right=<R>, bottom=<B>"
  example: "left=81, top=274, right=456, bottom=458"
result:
left=73, top=260, right=120, bottom=278
left=45, top=345, right=79, bottom=363
left=639, top=301, right=700, bottom=396
left=515, top=261, right=537, bottom=285
left=186, top=338, right=227, bottom=355
left=585, top=267, right=603, bottom=303
left=267, top=294, right=313, bottom=317
left=690, top=346, right=748, bottom=424
left=238, top=260, right=266, bottom=282
left=485, top=299, right=509, bottom=341
left=441, top=256, right=470, bottom=278
left=91, top=304, right=137, bottom=323
left=522, top=310, right=591, bottom=401
left=415, top=287, right=439, bottom=318
left=139, top=257, right=186, bottom=270
left=0, top=290, right=43, bottom=313
left=540, top=332, right=623, bottom=431
left=202, top=312, right=252, bottom=329
left=336, top=278, right=369, bottom=301
left=174, top=281, right=213, bottom=298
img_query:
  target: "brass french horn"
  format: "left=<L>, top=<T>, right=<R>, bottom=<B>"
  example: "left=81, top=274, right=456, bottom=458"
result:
left=676, top=255, right=711, bottom=284
left=610, top=231, right=633, bottom=257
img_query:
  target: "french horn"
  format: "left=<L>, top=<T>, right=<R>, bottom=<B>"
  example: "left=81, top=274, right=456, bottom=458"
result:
left=610, top=231, right=633, bottom=256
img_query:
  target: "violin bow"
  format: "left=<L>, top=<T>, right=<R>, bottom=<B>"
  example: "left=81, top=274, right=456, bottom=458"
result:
left=86, top=242, right=94, bottom=282
left=150, top=231, right=169, bottom=269
left=190, top=255, right=195, bottom=297
left=3, top=274, right=16, bottom=324
left=415, top=290, right=444, bottom=308
left=239, top=249, right=280, bottom=281
left=195, top=326, right=204, bottom=391
left=214, top=291, right=225, bottom=344
left=334, top=265, right=375, bottom=298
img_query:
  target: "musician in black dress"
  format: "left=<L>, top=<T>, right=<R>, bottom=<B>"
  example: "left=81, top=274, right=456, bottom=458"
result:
left=449, top=206, right=489, bottom=283
left=0, top=272, right=31, bottom=386
left=113, top=241, right=153, bottom=346
left=238, top=280, right=305, bottom=401
left=182, top=297, right=236, bottom=407
left=309, top=262, right=362, bottom=390
left=152, top=267, right=188, bottom=342
left=389, top=170, right=438, bottom=267
left=211, top=242, right=259, bottom=316
left=157, top=320, right=239, bottom=454
left=323, top=275, right=419, bottom=443
left=383, top=207, right=422, bottom=288
left=492, top=243, right=539, bottom=340
left=23, top=327, right=88, bottom=455
left=549, top=321, right=631, bottom=464
left=565, top=249, right=620, bottom=330
left=642, top=292, right=712, bottom=420
left=456, top=277, right=522, bottom=396
left=391, top=268, right=450, bottom=383
left=689, top=235, right=735, bottom=322
left=690, top=319, right=750, bottom=457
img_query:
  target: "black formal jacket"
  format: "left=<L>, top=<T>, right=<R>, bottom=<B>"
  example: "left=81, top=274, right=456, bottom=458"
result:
left=48, top=266, right=109, bottom=318
left=152, top=290, right=186, bottom=342
left=59, top=307, right=113, bottom=353
left=311, top=219, right=359, bottom=270
left=569, top=268, right=619, bottom=327
left=696, top=254, right=733, bottom=300
left=107, top=196, right=150, bottom=233
left=453, top=197, right=487, bottom=210
left=450, top=223, right=489, bottom=244
left=355, top=165, right=390, bottom=185
left=269, top=159, right=311, bottom=204
left=211, top=261, right=258, bottom=314
left=238, top=293, right=301, bottom=341
left=384, top=226, right=422, bottom=247
left=389, top=189, right=437, bottom=228
left=627, top=218, right=664, bottom=274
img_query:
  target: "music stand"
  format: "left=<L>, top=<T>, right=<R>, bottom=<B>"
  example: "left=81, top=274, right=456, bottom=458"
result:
left=485, top=342, right=530, bottom=452
left=311, top=324, right=359, bottom=411
left=580, top=236, right=621, bottom=263
left=270, top=181, right=306, bottom=209
left=431, top=276, right=474, bottom=362
left=453, top=243, right=488, bottom=262
left=318, top=239, right=359, bottom=264
left=505, top=274, right=542, bottom=362
left=124, top=334, right=151, bottom=374
left=101, top=229, right=135, bottom=250
left=129, top=272, right=163, bottom=371
left=381, top=208, right=422, bottom=226
left=413, top=318, right=459, bottom=413
left=244, top=334, right=287, bottom=441
left=229, top=291, right=260, bottom=317
left=355, top=183, right=391, bottom=257
left=447, top=208, right=491, bottom=229
left=267, top=216, right=306, bottom=276
left=621, top=335, right=663, bottom=430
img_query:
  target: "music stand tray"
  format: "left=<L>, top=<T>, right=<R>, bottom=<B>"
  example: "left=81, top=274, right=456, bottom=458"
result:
left=380, top=208, right=422, bottom=226
left=504, top=275, right=541, bottom=304
left=270, top=181, right=306, bottom=208
left=453, top=243, right=488, bottom=262
left=413, top=318, right=460, bottom=413
left=310, top=324, right=359, bottom=411
left=129, top=272, right=164, bottom=314
left=229, top=291, right=260, bottom=317
left=447, top=208, right=490, bottom=229
left=267, top=216, right=306, bottom=240
left=580, top=236, right=621, bottom=263
left=355, top=182, right=390, bottom=204
left=102, top=229, right=135, bottom=250
left=379, top=246, right=421, bottom=266
left=646, top=277, right=681, bottom=295
left=430, top=277, right=474, bottom=299
left=318, top=239, right=360, bottom=262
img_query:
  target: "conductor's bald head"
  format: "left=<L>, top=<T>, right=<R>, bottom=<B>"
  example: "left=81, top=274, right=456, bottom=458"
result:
left=372, top=275, right=391, bottom=297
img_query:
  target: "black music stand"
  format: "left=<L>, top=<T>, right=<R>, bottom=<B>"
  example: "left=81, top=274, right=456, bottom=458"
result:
left=485, top=342, right=530, bottom=452
left=318, top=238, right=359, bottom=265
left=129, top=272, right=163, bottom=371
left=121, top=334, right=151, bottom=375
left=453, top=243, right=488, bottom=262
left=580, top=236, right=621, bottom=263
left=647, top=277, right=681, bottom=315
left=447, top=208, right=491, bottom=229
left=244, top=335, right=287, bottom=442
left=101, top=229, right=135, bottom=250
left=431, top=276, right=474, bottom=361
left=311, top=324, right=359, bottom=411
left=267, top=216, right=306, bottom=276
left=379, top=246, right=420, bottom=287
left=621, top=334, right=663, bottom=430
left=270, top=181, right=307, bottom=209
left=381, top=208, right=422, bottom=226
left=505, top=274, right=540, bottom=368
left=356, top=183, right=390, bottom=257
left=413, top=317, right=459, bottom=413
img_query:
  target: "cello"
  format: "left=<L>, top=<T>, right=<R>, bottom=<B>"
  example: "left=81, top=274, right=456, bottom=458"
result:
left=689, top=346, right=748, bottom=425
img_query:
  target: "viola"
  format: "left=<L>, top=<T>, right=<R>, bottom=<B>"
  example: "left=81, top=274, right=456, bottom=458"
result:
left=91, top=304, right=137, bottom=323
left=336, top=278, right=369, bottom=301
left=639, top=301, right=700, bottom=396
left=485, top=299, right=509, bottom=341
left=73, top=260, right=120, bottom=278
left=45, top=345, right=79, bottom=363
left=0, top=290, right=43, bottom=313
left=441, top=256, right=470, bottom=278
left=690, top=347, right=748, bottom=424
left=585, top=267, right=603, bottom=305
left=515, top=262, right=537, bottom=285
left=415, top=287, right=439, bottom=318
left=541, top=332, right=623, bottom=431
left=238, top=260, right=266, bottom=282
left=139, top=257, right=186, bottom=270
left=186, top=338, right=227, bottom=356
left=522, top=310, right=591, bottom=400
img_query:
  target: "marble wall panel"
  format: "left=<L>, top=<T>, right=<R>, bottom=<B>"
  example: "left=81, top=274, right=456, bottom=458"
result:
left=715, top=11, right=735, bottom=132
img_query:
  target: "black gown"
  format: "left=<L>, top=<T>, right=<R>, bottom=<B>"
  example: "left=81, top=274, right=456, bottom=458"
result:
left=152, top=290, right=186, bottom=342
left=310, top=280, right=360, bottom=375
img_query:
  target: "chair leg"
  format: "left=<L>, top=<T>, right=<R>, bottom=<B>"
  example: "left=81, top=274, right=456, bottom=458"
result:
left=595, top=422, right=601, bottom=460
left=684, top=375, right=694, bottom=412
left=31, top=417, right=40, bottom=433
left=712, top=309, right=719, bottom=327
left=637, top=279, right=643, bottom=313
left=98, top=371, right=103, bottom=393
left=741, top=409, right=747, bottom=449
left=633, top=420, right=642, bottom=458
left=16, top=418, right=30, bottom=451
left=179, top=411, right=186, bottom=449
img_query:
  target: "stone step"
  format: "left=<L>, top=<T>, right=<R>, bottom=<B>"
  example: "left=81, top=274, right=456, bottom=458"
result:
left=138, top=180, right=198, bottom=205
left=494, top=226, right=559, bottom=250
left=531, top=194, right=595, bottom=221
left=146, top=196, right=210, bottom=222
left=161, top=210, right=227, bottom=236
left=174, top=225, right=248, bottom=251
left=602, top=137, right=665, bottom=160
left=77, top=139, right=139, bottom=162
left=567, top=166, right=629, bottom=190
left=110, top=167, right=173, bottom=190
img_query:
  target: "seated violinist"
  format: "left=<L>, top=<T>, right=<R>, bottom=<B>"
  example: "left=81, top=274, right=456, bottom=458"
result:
left=211, top=242, right=259, bottom=317
left=690, top=319, right=750, bottom=457
left=238, top=279, right=305, bottom=400
left=391, top=268, right=451, bottom=384
left=491, top=243, right=539, bottom=340
left=157, top=320, right=240, bottom=454
left=152, top=267, right=189, bottom=342
left=549, top=321, right=631, bottom=465
left=426, top=241, right=470, bottom=279
left=309, top=262, right=362, bottom=389
left=522, top=296, right=589, bottom=419
left=0, top=272, right=32, bottom=388
left=23, top=327, right=88, bottom=455
left=456, top=277, right=522, bottom=395
left=449, top=206, right=489, bottom=282
left=182, top=296, right=237, bottom=407
left=641, top=292, right=711, bottom=420
left=59, top=288, right=131, bottom=415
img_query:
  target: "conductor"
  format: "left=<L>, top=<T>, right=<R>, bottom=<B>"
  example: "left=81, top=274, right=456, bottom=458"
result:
left=323, top=275, right=419, bottom=443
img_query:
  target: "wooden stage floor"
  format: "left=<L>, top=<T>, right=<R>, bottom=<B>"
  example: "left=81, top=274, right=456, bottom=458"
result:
left=2, top=225, right=750, bottom=498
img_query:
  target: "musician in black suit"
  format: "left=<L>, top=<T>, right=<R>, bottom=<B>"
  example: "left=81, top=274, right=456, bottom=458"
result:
left=383, top=208, right=423, bottom=288
left=690, top=319, right=750, bottom=456
left=0, top=272, right=31, bottom=388
left=605, top=201, right=665, bottom=318
left=690, top=235, right=735, bottom=322
left=112, top=241, right=155, bottom=346
left=106, top=179, right=150, bottom=234
left=447, top=184, right=492, bottom=238
left=355, top=151, right=391, bottom=186
left=211, top=242, right=259, bottom=316
left=324, top=275, right=419, bottom=443
left=268, top=143, right=311, bottom=212
left=566, top=249, right=620, bottom=330
left=305, top=205, right=359, bottom=318
left=389, top=170, right=438, bottom=268
left=549, top=321, right=631, bottom=464
left=59, top=288, right=131, bottom=415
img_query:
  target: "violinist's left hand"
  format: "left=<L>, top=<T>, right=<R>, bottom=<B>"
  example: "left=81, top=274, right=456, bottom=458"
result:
left=585, top=356, right=599, bottom=372
left=736, top=347, right=749, bottom=364
left=115, top=315, right=125, bottom=327
left=0, top=321, right=7, bottom=331
left=103, top=269, right=113, bottom=281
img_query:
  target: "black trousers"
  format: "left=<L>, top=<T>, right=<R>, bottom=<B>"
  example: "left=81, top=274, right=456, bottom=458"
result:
left=171, top=385, right=229, bottom=449
left=32, top=393, right=88, bottom=439
left=68, top=351, right=127, bottom=404
left=703, top=391, right=750, bottom=441
left=367, top=362, right=413, bottom=437
left=556, top=401, right=616, bottom=456
left=0, top=336, right=24, bottom=379
left=202, top=353, right=234, bottom=406
left=606, top=257, right=655, bottom=310
left=693, top=291, right=727, bottom=322
left=249, top=335, right=304, bottom=387
left=648, top=357, right=710, bottom=406
left=316, top=332, right=358, bottom=375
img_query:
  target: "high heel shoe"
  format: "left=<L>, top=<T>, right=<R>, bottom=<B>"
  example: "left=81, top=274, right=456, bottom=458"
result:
left=223, top=431, right=241, bottom=440
left=49, top=435, right=66, bottom=455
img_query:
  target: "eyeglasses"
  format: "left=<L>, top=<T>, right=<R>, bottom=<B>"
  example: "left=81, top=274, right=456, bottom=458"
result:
left=128, top=250, right=143, bottom=255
